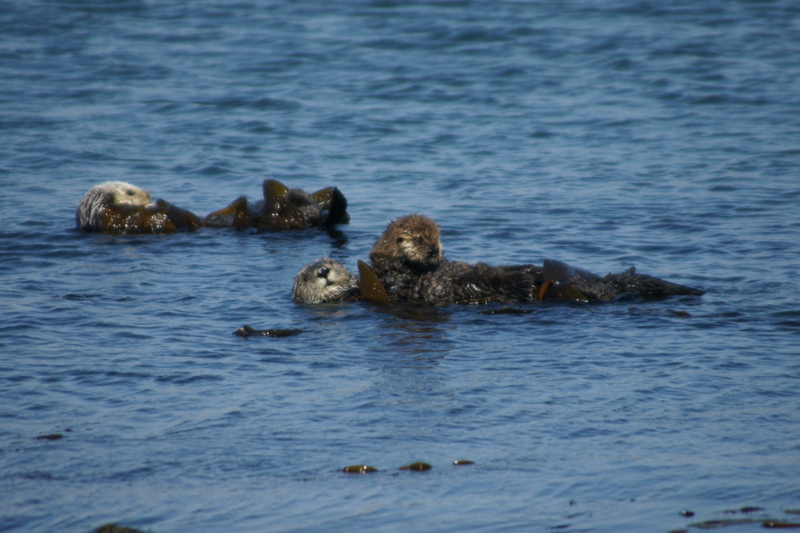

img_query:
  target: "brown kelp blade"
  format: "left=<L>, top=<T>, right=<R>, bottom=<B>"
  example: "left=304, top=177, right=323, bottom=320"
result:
left=262, top=178, right=313, bottom=229
left=539, top=258, right=591, bottom=302
left=155, top=199, right=203, bottom=230
left=313, top=186, right=349, bottom=226
left=357, top=260, right=389, bottom=303
left=204, top=196, right=253, bottom=228
left=311, top=186, right=334, bottom=206
left=263, top=178, right=290, bottom=214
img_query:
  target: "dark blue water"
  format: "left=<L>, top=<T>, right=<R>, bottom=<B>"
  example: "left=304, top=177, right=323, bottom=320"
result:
left=2, top=1, right=800, bottom=531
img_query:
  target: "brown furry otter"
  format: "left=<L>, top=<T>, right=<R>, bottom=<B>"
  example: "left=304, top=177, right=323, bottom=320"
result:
left=367, top=214, right=703, bottom=305
left=76, top=181, right=202, bottom=234
left=205, top=179, right=349, bottom=230
left=368, top=214, right=537, bottom=304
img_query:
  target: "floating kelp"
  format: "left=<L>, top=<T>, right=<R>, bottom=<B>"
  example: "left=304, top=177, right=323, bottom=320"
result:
left=205, top=179, right=349, bottom=230
left=93, top=523, right=148, bottom=533
left=673, top=510, right=800, bottom=531
left=342, top=465, right=377, bottom=474
left=35, top=433, right=64, bottom=441
left=762, top=520, right=800, bottom=528
left=399, top=462, right=432, bottom=471
left=233, top=325, right=303, bottom=338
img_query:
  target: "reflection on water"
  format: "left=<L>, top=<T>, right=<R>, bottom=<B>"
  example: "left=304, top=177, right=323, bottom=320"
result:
left=376, top=304, right=454, bottom=358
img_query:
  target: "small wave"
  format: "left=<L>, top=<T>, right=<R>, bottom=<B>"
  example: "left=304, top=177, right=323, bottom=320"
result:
left=191, top=96, right=302, bottom=112
left=154, top=374, right=224, bottom=384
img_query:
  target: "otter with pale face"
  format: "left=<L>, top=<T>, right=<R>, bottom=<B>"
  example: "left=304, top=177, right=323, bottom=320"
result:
left=76, top=181, right=152, bottom=232
left=76, top=181, right=202, bottom=234
left=291, top=258, right=359, bottom=304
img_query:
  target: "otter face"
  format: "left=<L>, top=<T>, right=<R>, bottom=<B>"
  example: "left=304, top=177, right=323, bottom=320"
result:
left=110, top=183, right=151, bottom=206
left=77, top=181, right=154, bottom=232
left=391, top=215, right=444, bottom=269
left=292, top=258, right=359, bottom=304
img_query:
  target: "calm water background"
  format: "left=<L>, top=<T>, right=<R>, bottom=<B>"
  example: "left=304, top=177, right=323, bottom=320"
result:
left=2, top=1, right=800, bottom=531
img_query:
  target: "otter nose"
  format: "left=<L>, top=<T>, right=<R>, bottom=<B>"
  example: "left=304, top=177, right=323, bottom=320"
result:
left=317, top=265, right=330, bottom=278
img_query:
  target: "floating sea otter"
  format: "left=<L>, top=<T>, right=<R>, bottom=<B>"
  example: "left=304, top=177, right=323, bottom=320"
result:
left=205, top=179, right=349, bottom=230
left=292, top=258, right=359, bottom=304
left=368, top=214, right=703, bottom=304
left=291, top=214, right=704, bottom=305
left=368, top=214, right=538, bottom=304
left=291, top=258, right=392, bottom=304
left=76, top=181, right=202, bottom=234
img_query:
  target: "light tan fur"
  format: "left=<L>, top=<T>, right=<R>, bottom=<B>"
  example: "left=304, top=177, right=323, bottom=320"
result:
left=76, top=181, right=151, bottom=231
left=292, top=258, right=359, bottom=304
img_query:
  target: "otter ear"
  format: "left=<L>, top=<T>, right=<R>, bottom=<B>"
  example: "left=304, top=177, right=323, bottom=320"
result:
left=357, top=260, right=389, bottom=303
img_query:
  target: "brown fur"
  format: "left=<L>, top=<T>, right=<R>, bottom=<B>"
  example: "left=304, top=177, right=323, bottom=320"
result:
left=368, top=214, right=535, bottom=304
left=369, top=214, right=445, bottom=276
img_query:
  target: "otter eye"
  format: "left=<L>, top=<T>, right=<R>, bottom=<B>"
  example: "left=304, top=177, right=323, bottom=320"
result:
left=396, top=237, right=404, bottom=243
left=126, top=190, right=136, bottom=196
left=317, top=266, right=330, bottom=278
left=413, top=236, right=423, bottom=245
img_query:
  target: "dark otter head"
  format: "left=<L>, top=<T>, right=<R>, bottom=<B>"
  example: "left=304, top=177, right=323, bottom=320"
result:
left=369, top=214, right=444, bottom=272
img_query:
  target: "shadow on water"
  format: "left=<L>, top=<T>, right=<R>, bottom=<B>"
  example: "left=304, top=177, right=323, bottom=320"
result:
left=371, top=303, right=454, bottom=360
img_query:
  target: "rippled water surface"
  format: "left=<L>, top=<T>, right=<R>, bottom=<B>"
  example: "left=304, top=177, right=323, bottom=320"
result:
left=2, top=1, right=800, bottom=532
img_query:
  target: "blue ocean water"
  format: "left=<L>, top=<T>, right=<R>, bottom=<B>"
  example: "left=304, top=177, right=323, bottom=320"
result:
left=2, top=1, right=800, bottom=531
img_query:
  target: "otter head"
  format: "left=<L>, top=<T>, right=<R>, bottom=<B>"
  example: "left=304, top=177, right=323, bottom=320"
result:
left=109, top=182, right=151, bottom=207
left=76, top=181, right=153, bottom=231
left=372, top=214, right=444, bottom=272
left=292, top=258, right=359, bottom=304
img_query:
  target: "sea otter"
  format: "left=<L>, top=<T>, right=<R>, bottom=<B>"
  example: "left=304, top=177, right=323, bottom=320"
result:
left=76, top=181, right=202, bottom=234
left=291, top=258, right=360, bottom=304
left=368, top=214, right=537, bottom=304
left=290, top=215, right=703, bottom=306
left=205, top=179, right=350, bottom=230
left=292, top=255, right=704, bottom=305
left=291, top=258, right=390, bottom=305
left=365, top=214, right=703, bottom=305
